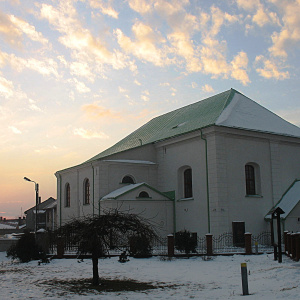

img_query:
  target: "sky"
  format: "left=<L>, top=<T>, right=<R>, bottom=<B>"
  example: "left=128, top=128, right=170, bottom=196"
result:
left=0, top=0, right=300, bottom=219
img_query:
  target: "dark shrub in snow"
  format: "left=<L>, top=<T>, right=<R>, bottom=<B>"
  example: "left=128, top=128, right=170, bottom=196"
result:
left=7, top=231, right=43, bottom=263
left=175, top=230, right=197, bottom=254
left=129, top=235, right=152, bottom=258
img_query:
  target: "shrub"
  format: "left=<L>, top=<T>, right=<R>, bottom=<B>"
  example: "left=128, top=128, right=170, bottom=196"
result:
left=175, top=230, right=197, bottom=254
left=7, top=231, right=43, bottom=263
left=129, top=235, right=152, bottom=258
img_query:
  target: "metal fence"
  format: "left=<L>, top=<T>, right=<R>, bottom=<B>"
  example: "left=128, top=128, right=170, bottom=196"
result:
left=48, top=231, right=276, bottom=257
left=252, top=231, right=273, bottom=253
left=213, top=232, right=244, bottom=254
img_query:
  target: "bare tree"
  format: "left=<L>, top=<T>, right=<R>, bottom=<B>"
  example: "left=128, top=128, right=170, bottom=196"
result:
left=57, top=209, right=158, bottom=286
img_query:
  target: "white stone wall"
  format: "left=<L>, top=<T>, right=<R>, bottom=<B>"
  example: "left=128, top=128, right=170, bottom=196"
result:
left=57, top=126, right=300, bottom=237
left=208, top=127, right=300, bottom=236
left=100, top=199, right=174, bottom=237
left=155, top=132, right=208, bottom=236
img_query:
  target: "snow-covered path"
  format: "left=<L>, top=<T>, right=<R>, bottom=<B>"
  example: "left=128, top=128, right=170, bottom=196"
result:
left=0, top=253, right=299, bottom=299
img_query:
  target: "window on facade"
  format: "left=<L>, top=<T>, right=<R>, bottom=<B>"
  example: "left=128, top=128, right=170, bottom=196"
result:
left=84, top=179, right=90, bottom=205
left=245, top=164, right=256, bottom=195
left=138, top=191, right=150, bottom=198
left=121, top=175, right=135, bottom=184
left=65, top=183, right=70, bottom=207
left=184, top=168, right=193, bottom=198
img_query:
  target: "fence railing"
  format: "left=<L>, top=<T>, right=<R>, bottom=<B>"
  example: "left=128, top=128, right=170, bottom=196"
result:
left=47, top=231, right=277, bottom=257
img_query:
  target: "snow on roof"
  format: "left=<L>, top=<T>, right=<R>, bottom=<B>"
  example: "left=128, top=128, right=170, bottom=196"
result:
left=265, top=180, right=300, bottom=219
left=103, top=160, right=156, bottom=165
left=0, top=223, right=16, bottom=229
left=32, top=210, right=46, bottom=214
left=57, top=89, right=300, bottom=172
left=101, top=183, right=145, bottom=200
left=216, top=92, right=300, bottom=138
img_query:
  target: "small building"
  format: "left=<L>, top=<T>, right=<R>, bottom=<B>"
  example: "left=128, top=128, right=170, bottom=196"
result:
left=24, top=197, right=57, bottom=231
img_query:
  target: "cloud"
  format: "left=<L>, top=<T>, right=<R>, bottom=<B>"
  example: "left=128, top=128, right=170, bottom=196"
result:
left=9, top=15, right=49, bottom=45
left=0, top=76, right=14, bottom=98
left=0, top=75, right=42, bottom=111
left=87, top=0, right=119, bottom=19
left=8, top=126, right=22, bottom=134
left=118, top=86, right=128, bottom=93
left=115, top=21, right=169, bottom=67
left=202, top=84, right=214, bottom=93
left=134, top=79, right=141, bottom=86
left=70, top=61, right=95, bottom=82
left=268, top=0, right=300, bottom=57
left=128, top=0, right=153, bottom=14
left=0, top=11, right=49, bottom=48
left=252, top=6, right=279, bottom=27
left=154, top=0, right=190, bottom=17
left=0, top=51, right=59, bottom=78
left=73, top=127, right=109, bottom=139
left=191, top=82, right=198, bottom=88
left=230, top=51, right=250, bottom=85
left=208, top=6, right=239, bottom=37
left=81, top=103, right=122, bottom=120
left=68, top=78, right=90, bottom=93
left=200, top=38, right=230, bottom=78
left=254, top=55, right=289, bottom=80
left=0, top=11, right=23, bottom=48
left=39, top=2, right=129, bottom=70
left=141, top=95, right=149, bottom=102
left=168, top=31, right=202, bottom=72
left=236, top=0, right=261, bottom=11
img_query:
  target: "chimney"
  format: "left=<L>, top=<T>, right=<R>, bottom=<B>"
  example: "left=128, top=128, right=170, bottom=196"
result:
left=39, top=196, right=41, bottom=204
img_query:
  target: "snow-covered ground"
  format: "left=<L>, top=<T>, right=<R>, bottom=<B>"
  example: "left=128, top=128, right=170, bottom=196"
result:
left=0, top=252, right=299, bottom=299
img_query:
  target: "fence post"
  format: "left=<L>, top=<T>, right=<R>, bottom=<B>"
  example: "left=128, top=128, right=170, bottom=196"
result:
left=295, top=234, right=300, bottom=262
left=292, top=233, right=298, bottom=260
left=288, top=233, right=292, bottom=257
left=57, top=236, right=64, bottom=259
left=284, top=231, right=288, bottom=254
left=244, top=232, right=252, bottom=255
left=206, top=233, right=213, bottom=256
left=168, top=234, right=174, bottom=257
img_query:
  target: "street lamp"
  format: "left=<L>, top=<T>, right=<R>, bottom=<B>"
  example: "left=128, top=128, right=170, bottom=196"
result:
left=24, top=177, right=39, bottom=233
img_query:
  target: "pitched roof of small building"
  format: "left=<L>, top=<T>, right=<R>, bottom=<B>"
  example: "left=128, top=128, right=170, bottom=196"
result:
left=265, top=180, right=300, bottom=220
left=85, top=88, right=300, bottom=164
left=101, top=182, right=172, bottom=200
left=24, top=197, right=57, bottom=214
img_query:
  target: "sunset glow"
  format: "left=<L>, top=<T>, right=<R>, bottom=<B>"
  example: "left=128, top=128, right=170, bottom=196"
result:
left=1, top=0, right=300, bottom=218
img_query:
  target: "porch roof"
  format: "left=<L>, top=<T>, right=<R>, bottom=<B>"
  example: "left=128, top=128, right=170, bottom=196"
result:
left=265, top=180, right=300, bottom=220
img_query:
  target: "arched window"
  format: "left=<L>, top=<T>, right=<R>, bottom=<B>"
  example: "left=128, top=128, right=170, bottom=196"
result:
left=65, top=183, right=70, bottom=207
left=245, top=163, right=261, bottom=196
left=138, top=191, right=150, bottom=198
left=83, top=178, right=90, bottom=205
left=184, top=168, right=193, bottom=198
left=121, top=175, right=135, bottom=184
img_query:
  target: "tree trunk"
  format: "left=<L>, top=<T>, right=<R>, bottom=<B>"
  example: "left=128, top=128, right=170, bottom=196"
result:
left=92, top=250, right=99, bottom=286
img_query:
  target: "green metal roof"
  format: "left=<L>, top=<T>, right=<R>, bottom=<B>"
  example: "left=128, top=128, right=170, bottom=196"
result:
left=86, top=88, right=237, bottom=163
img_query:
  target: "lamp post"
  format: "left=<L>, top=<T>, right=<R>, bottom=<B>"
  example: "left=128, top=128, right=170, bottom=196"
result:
left=24, top=177, right=39, bottom=233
